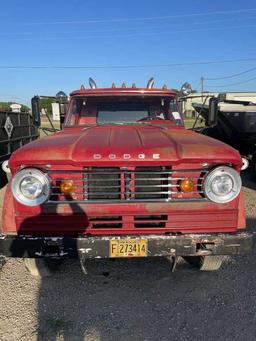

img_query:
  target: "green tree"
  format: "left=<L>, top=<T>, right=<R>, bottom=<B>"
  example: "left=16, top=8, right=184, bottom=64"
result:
left=0, top=102, right=30, bottom=112
left=40, top=98, right=56, bottom=115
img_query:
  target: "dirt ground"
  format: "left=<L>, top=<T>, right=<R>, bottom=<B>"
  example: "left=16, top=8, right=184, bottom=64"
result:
left=0, top=172, right=256, bottom=341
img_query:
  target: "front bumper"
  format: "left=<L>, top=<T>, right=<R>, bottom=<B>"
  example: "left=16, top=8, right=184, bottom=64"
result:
left=0, top=232, right=255, bottom=259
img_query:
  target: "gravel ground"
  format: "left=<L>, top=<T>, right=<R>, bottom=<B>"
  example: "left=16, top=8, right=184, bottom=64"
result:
left=0, top=172, right=256, bottom=341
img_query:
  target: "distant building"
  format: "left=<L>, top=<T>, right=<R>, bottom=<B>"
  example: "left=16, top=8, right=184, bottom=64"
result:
left=182, top=92, right=256, bottom=118
left=182, top=92, right=218, bottom=118
left=41, top=108, right=47, bottom=116
left=219, top=92, right=256, bottom=102
left=10, top=103, right=22, bottom=113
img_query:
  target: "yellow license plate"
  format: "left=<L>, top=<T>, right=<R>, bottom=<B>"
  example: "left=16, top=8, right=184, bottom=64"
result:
left=109, top=239, right=148, bottom=258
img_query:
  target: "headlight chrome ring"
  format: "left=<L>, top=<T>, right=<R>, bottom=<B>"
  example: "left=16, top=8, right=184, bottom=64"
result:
left=11, top=168, right=50, bottom=206
left=203, top=166, right=241, bottom=203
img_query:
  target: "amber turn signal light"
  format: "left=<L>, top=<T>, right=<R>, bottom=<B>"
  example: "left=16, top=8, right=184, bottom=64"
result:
left=179, top=179, right=195, bottom=193
left=60, top=180, right=76, bottom=195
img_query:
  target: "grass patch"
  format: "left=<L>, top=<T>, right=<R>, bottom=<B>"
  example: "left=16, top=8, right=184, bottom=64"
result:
left=40, top=119, right=60, bottom=138
left=184, top=117, right=205, bottom=130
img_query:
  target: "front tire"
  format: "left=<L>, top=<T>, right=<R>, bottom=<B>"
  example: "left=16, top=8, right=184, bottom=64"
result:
left=184, top=255, right=224, bottom=271
left=251, top=155, right=256, bottom=174
left=0, top=256, right=6, bottom=271
left=24, top=258, right=62, bottom=277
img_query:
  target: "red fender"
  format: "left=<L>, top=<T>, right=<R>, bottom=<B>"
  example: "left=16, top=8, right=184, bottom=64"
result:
left=2, top=184, right=16, bottom=234
left=237, top=191, right=246, bottom=230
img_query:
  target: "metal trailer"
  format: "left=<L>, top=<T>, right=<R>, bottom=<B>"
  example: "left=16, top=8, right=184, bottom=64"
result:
left=192, top=94, right=256, bottom=168
left=0, top=110, right=39, bottom=184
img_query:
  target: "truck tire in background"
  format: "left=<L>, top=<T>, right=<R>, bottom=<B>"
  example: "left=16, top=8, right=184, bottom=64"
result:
left=0, top=167, right=7, bottom=189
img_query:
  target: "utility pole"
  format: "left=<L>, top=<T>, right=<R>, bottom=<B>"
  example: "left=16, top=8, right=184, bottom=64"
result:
left=200, top=76, right=204, bottom=101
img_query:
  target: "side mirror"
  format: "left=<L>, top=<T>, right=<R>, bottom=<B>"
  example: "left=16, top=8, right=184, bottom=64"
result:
left=180, top=82, right=192, bottom=97
left=206, top=97, right=218, bottom=127
left=56, top=91, right=68, bottom=128
left=31, top=96, right=41, bottom=127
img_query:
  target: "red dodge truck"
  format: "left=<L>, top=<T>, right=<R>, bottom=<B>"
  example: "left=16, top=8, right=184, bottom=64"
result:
left=0, top=79, right=254, bottom=275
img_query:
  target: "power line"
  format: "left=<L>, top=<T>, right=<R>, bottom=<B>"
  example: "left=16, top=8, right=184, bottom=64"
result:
left=22, top=8, right=256, bottom=25
left=5, top=24, right=256, bottom=42
left=205, top=66, right=256, bottom=80
left=0, top=58, right=256, bottom=70
left=2, top=15, right=256, bottom=38
left=206, top=75, right=256, bottom=88
left=189, top=15, right=256, bottom=26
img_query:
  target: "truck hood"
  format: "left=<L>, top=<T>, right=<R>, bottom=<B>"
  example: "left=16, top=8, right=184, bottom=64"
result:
left=10, top=125, right=241, bottom=167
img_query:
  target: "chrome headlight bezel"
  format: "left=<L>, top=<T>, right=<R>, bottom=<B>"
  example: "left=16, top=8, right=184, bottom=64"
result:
left=11, top=168, right=50, bottom=206
left=203, top=166, right=241, bottom=203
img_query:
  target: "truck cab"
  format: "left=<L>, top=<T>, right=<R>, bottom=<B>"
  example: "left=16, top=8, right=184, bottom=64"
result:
left=0, top=79, right=254, bottom=275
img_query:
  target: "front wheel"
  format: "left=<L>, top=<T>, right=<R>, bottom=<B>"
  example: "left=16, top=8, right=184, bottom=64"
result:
left=0, top=256, right=6, bottom=271
left=184, top=255, right=224, bottom=271
left=251, top=155, right=256, bottom=174
left=24, top=258, right=63, bottom=277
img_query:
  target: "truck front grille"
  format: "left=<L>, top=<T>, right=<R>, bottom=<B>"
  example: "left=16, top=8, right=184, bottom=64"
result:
left=49, top=166, right=207, bottom=203
left=85, top=166, right=170, bottom=201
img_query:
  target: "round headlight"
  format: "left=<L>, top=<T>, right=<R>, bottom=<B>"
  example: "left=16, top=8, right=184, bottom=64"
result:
left=203, top=166, right=241, bottom=203
left=11, top=168, right=50, bottom=206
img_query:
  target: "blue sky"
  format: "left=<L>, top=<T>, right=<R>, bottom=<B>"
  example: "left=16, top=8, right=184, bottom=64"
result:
left=1, top=0, right=256, bottom=105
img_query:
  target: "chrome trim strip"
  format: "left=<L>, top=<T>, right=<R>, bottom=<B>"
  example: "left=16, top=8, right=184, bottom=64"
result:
left=47, top=198, right=209, bottom=204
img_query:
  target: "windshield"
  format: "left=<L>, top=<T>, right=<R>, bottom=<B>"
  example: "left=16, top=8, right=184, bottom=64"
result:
left=98, top=102, right=149, bottom=123
left=65, top=96, right=183, bottom=126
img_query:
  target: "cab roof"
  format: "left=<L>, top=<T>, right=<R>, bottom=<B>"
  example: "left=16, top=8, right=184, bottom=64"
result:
left=70, top=87, right=177, bottom=98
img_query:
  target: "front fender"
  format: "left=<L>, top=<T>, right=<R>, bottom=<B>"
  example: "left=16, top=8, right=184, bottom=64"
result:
left=237, top=191, right=246, bottom=230
left=2, top=184, right=16, bottom=234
